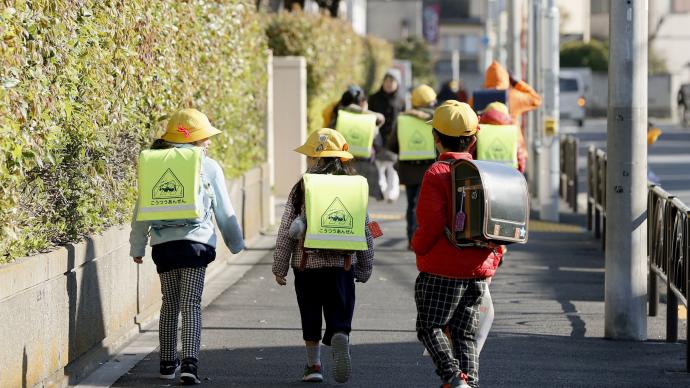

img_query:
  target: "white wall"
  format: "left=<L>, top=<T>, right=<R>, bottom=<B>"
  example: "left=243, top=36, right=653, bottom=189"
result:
left=366, top=0, right=422, bottom=40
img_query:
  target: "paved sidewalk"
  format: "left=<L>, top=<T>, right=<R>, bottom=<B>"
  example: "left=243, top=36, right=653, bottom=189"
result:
left=111, top=196, right=689, bottom=387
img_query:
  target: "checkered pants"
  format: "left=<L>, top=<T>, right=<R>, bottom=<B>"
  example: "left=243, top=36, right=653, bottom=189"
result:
left=159, top=267, right=206, bottom=362
left=415, top=272, right=485, bottom=387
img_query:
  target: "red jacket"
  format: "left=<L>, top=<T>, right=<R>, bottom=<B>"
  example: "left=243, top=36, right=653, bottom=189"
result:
left=412, top=152, right=501, bottom=279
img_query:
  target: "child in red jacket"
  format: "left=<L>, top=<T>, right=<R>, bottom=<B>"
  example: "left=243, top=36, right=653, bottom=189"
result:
left=412, top=100, right=501, bottom=388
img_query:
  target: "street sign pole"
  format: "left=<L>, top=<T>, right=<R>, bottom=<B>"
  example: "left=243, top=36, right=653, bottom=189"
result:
left=538, top=0, right=559, bottom=222
left=527, top=0, right=540, bottom=196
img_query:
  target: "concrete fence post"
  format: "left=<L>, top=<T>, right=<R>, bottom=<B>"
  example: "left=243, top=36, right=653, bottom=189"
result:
left=272, top=56, right=307, bottom=197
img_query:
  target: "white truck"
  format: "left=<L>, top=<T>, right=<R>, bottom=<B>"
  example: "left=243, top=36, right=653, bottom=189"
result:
left=559, top=68, right=590, bottom=127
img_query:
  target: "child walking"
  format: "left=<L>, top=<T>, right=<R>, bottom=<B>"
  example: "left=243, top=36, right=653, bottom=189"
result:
left=129, top=108, right=245, bottom=384
left=411, top=101, right=502, bottom=388
left=272, top=128, right=375, bottom=384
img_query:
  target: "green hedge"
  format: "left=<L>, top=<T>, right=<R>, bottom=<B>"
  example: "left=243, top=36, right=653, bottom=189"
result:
left=394, top=36, right=435, bottom=88
left=0, top=1, right=267, bottom=262
left=265, top=12, right=393, bottom=131
left=560, top=39, right=608, bottom=71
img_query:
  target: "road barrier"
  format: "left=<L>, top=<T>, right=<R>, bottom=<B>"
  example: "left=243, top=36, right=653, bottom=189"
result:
left=586, top=146, right=689, bottom=371
left=647, top=185, right=690, bottom=372
left=559, top=135, right=579, bottom=212
left=586, top=146, right=607, bottom=251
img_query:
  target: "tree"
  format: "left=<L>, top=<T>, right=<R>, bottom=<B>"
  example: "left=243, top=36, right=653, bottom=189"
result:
left=394, top=36, right=435, bottom=87
left=560, top=39, right=608, bottom=71
left=560, top=38, right=668, bottom=74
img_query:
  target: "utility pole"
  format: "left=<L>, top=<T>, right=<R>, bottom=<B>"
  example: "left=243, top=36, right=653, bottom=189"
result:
left=537, top=0, right=559, bottom=222
left=605, top=0, right=648, bottom=341
left=527, top=0, right=541, bottom=197
left=452, top=49, right=460, bottom=83
left=483, top=0, right=496, bottom=71
left=507, top=0, right=522, bottom=76
left=495, top=0, right=507, bottom=65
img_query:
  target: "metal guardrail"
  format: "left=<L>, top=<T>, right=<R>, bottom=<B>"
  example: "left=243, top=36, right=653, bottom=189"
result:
left=587, top=146, right=689, bottom=372
left=647, top=185, right=690, bottom=372
left=586, top=146, right=607, bottom=251
left=559, top=135, right=579, bottom=212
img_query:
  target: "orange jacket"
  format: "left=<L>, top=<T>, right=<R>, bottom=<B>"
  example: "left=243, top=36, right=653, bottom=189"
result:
left=470, top=61, right=541, bottom=163
left=479, top=61, right=542, bottom=122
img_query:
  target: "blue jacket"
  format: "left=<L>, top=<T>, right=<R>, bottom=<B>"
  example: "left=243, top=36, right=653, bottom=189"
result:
left=129, top=147, right=245, bottom=258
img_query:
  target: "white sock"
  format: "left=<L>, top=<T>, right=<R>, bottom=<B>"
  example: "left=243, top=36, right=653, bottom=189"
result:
left=306, top=344, right=321, bottom=366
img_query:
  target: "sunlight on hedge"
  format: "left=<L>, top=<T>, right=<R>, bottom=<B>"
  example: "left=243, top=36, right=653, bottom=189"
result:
left=0, top=0, right=267, bottom=262
left=265, top=12, right=393, bottom=132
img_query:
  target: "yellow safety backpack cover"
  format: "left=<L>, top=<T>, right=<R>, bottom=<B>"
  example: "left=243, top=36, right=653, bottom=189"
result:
left=303, top=173, right=369, bottom=251
left=397, top=114, right=436, bottom=161
left=475, top=124, right=519, bottom=168
left=136, top=147, right=204, bottom=221
left=335, top=110, right=377, bottom=158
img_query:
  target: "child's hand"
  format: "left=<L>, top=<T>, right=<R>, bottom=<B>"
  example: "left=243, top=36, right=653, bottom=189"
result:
left=133, top=256, right=143, bottom=264
left=275, top=275, right=287, bottom=286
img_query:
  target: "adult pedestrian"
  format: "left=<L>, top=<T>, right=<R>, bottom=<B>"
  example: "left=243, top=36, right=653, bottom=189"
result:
left=368, top=71, right=405, bottom=203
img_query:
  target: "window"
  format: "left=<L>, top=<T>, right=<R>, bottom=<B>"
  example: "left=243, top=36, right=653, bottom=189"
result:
left=560, top=77, right=579, bottom=92
left=433, top=0, right=472, bottom=21
left=441, top=34, right=461, bottom=51
left=462, top=35, right=479, bottom=54
left=591, top=0, right=609, bottom=15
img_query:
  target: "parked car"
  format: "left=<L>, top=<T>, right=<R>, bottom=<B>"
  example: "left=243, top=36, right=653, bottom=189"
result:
left=559, top=71, right=587, bottom=127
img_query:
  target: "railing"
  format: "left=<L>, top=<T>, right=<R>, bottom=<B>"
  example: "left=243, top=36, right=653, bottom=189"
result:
left=647, top=185, right=690, bottom=372
left=587, top=146, right=690, bottom=372
left=559, top=135, right=579, bottom=212
left=586, top=146, right=607, bottom=251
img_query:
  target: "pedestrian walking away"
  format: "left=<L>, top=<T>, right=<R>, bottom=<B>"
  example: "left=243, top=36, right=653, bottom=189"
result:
left=368, top=70, right=405, bottom=203
left=411, top=101, right=502, bottom=388
left=129, top=108, right=246, bottom=385
left=329, top=85, right=386, bottom=200
left=475, top=101, right=525, bottom=173
left=470, top=61, right=542, bottom=168
left=388, top=84, right=438, bottom=248
left=272, top=128, right=376, bottom=384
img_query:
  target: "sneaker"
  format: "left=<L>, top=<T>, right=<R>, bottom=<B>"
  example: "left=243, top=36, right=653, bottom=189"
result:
left=159, top=359, right=180, bottom=380
left=302, top=364, right=324, bottom=382
left=440, top=372, right=470, bottom=388
left=180, top=358, right=201, bottom=385
left=331, top=333, right=351, bottom=383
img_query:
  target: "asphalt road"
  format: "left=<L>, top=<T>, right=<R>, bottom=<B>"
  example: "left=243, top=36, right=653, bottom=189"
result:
left=562, top=118, right=690, bottom=204
left=112, top=194, right=690, bottom=387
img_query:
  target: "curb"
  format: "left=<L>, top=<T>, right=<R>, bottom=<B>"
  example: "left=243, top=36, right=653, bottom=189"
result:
left=72, top=234, right=276, bottom=388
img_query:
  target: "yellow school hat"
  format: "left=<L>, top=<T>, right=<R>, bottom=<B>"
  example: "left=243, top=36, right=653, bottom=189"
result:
left=294, top=128, right=354, bottom=160
left=161, top=108, right=222, bottom=143
left=411, top=85, right=437, bottom=108
left=480, top=101, right=510, bottom=115
left=427, top=100, right=478, bottom=137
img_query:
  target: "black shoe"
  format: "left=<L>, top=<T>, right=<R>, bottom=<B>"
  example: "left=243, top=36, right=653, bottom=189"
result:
left=180, top=358, right=201, bottom=385
left=159, top=359, right=180, bottom=380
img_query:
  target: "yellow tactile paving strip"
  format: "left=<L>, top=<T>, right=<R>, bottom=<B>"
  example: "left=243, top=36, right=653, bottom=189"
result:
left=529, top=219, right=584, bottom=233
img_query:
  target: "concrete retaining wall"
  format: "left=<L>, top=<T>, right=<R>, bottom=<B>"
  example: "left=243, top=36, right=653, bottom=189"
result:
left=0, top=163, right=273, bottom=388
